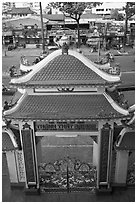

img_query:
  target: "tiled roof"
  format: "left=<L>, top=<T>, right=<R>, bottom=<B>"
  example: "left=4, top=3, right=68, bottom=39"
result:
left=115, top=130, right=135, bottom=150
left=24, top=55, right=106, bottom=86
left=2, top=132, right=15, bottom=151
left=81, top=13, right=102, bottom=19
left=4, top=94, right=124, bottom=120
left=9, top=7, right=35, bottom=14
left=44, top=14, right=64, bottom=21
left=3, top=16, right=48, bottom=28
left=44, top=13, right=102, bottom=21
left=11, top=50, right=120, bottom=87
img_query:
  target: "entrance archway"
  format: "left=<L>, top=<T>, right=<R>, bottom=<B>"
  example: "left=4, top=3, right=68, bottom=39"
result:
left=36, top=135, right=97, bottom=192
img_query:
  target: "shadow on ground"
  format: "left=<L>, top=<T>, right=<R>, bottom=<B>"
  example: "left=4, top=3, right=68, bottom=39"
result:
left=2, top=175, right=135, bottom=202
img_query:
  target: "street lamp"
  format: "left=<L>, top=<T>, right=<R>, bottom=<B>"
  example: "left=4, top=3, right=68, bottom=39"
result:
left=39, top=2, right=45, bottom=53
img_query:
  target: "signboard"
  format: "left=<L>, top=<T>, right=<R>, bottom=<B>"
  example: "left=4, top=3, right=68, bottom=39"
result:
left=35, top=121, right=98, bottom=132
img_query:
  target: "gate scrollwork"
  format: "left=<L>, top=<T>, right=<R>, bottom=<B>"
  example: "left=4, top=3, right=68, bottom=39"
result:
left=38, top=157, right=97, bottom=192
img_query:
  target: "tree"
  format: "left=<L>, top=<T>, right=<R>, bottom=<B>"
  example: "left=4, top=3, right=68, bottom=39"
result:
left=47, top=2, right=102, bottom=48
left=123, top=2, right=135, bottom=45
left=110, top=9, right=124, bottom=21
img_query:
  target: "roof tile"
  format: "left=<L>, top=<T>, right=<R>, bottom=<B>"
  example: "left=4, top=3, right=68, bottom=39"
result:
left=5, top=94, right=123, bottom=120
left=2, top=132, right=15, bottom=151
left=10, top=7, right=34, bottom=14
left=26, top=55, right=106, bottom=86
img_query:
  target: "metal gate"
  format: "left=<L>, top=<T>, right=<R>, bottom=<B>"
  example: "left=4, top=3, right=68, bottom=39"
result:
left=127, top=152, right=135, bottom=185
left=39, top=156, right=97, bottom=192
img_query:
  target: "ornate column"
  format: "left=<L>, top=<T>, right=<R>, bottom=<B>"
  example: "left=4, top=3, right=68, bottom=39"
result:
left=114, top=150, right=129, bottom=185
left=6, top=151, right=19, bottom=184
left=97, top=122, right=113, bottom=192
left=92, top=136, right=98, bottom=167
left=19, top=121, right=39, bottom=193
left=2, top=128, right=20, bottom=186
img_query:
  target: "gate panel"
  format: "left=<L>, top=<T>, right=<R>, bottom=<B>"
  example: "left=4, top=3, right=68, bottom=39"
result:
left=127, top=151, right=135, bottom=185
left=39, top=157, right=96, bottom=192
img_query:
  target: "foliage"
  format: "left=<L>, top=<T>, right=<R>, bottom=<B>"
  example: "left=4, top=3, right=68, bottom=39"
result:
left=123, top=2, right=135, bottom=20
left=47, top=2, right=102, bottom=48
left=123, top=2, right=135, bottom=45
left=110, top=9, right=124, bottom=21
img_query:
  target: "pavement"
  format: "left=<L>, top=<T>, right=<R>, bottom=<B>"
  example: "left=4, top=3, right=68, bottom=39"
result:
left=2, top=152, right=135, bottom=202
left=2, top=176, right=135, bottom=202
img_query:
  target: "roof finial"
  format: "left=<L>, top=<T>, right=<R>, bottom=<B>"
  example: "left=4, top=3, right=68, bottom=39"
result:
left=62, top=42, right=69, bottom=55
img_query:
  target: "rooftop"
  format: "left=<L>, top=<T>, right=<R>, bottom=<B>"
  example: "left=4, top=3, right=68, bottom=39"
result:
left=10, top=49, right=120, bottom=88
left=44, top=13, right=102, bottom=21
left=4, top=93, right=127, bottom=120
left=9, top=7, right=35, bottom=14
left=3, top=15, right=48, bottom=28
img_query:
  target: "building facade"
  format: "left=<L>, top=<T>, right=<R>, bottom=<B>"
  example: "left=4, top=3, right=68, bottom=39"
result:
left=92, top=2, right=126, bottom=17
left=2, top=12, right=135, bottom=48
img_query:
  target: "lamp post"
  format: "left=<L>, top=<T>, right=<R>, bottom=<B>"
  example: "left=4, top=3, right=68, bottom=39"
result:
left=39, top=2, right=45, bottom=53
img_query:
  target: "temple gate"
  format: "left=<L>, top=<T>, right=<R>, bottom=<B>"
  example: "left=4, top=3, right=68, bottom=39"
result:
left=3, top=48, right=134, bottom=194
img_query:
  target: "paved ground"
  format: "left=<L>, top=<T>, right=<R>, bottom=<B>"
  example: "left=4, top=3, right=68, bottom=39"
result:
left=2, top=45, right=135, bottom=73
left=2, top=173, right=135, bottom=202
left=2, top=149, right=135, bottom=202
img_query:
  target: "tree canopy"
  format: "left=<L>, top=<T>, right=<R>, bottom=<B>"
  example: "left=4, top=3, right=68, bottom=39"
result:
left=47, top=2, right=102, bottom=47
left=123, top=2, right=135, bottom=45
left=123, top=2, right=135, bottom=20
left=110, top=9, right=124, bottom=21
left=47, top=2, right=102, bottom=19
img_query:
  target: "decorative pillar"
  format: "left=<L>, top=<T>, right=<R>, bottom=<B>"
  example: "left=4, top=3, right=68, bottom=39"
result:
left=92, top=138, right=98, bottom=167
left=15, top=150, right=26, bottom=183
left=2, top=128, right=21, bottom=186
left=97, top=122, right=113, bottom=192
left=114, top=150, right=129, bottom=185
left=6, top=150, right=26, bottom=187
left=6, top=151, right=18, bottom=183
left=19, top=121, right=39, bottom=193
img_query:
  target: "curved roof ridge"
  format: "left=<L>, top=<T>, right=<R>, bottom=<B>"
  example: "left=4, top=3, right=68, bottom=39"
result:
left=69, top=50, right=120, bottom=82
left=103, top=92, right=129, bottom=116
left=11, top=49, right=120, bottom=85
left=2, top=128, right=18, bottom=149
left=4, top=90, right=28, bottom=116
left=11, top=49, right=62, bottom=84
left=115, top=127, right=135, bottom=150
